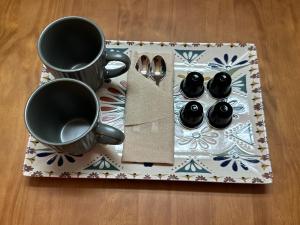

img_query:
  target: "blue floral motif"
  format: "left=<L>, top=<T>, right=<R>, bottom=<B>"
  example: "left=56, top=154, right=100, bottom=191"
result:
left=228, top=99, right=246, bottom=114
left=232, top=74, right=247, bottom=94
left=213, top=145, right=260, bottom=172
left=84, top=156, right=119, bottom=171
left=175, top=49, right=205, bottom=64
left=176, top=159, right=210, bottom=173
left=225, top=123, right=254, bottom=146
left=36, top=149, right=82, bottom=167
left=176, top=126, right=219, bottom=150
left=208, top=54, right=248, bottom=75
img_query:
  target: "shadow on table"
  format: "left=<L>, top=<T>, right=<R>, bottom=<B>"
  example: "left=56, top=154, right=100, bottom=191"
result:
left=26, top=177, right=270, bottom=194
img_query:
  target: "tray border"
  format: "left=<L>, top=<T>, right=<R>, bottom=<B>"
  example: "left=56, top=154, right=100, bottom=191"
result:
left=23, top=40, right=272, bottom=184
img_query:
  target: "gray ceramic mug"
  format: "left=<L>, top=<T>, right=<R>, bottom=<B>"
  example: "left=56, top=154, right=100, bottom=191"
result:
left=37, top=16, right=130, bottom=91
left=25, top=78, right=125, bottom=155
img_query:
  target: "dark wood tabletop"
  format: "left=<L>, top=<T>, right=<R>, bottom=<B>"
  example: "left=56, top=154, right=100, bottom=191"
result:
left=0, top=0, right=299, bottom=224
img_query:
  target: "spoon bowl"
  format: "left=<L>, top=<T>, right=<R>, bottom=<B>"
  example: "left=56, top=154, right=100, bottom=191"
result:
left=135, top=55, right=150, bottom=77
left=149, top=55, right=166, bottom=86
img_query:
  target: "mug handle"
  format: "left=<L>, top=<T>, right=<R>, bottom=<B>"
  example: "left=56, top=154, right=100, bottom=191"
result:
left=104, top=51, right=131, bottom=79
left=95, top=123, right=125, bottom=145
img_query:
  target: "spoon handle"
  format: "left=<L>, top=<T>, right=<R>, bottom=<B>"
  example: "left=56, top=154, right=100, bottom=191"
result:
left=151, top=75, right=164, bottom=86
left=155, top=77, right=160, bottom=86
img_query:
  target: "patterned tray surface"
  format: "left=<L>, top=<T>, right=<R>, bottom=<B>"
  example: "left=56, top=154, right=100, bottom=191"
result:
left=23, top=41, right=272, bottom=184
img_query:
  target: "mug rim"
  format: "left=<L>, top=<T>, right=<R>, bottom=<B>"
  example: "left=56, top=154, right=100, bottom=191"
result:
left=37, top=16, right=105, bottom=73
left=24, top=78, right=100, bottom=146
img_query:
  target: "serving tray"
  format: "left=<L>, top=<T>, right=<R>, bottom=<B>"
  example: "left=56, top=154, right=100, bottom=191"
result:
left=23, top=40, right=272, bottom=184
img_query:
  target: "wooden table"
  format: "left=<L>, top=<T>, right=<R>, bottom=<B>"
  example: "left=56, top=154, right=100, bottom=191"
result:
left=0, top=0, right=299, bottom=224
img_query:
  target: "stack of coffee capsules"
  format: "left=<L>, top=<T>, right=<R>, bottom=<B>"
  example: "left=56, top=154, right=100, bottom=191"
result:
left=179, top=71, right=233, bottom=129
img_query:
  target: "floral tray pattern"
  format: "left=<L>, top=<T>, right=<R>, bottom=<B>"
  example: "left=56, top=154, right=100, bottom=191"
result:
left=23, top=41, right=272, bottom=184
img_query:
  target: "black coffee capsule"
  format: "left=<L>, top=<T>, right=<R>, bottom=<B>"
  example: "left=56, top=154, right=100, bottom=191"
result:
left=180, top=72, right=204, bottom=98
left=207, top=72, right=231, bottom=99
left=207, top=101, right=233, bottom=129
left=180, top=101, right=204, bottom=128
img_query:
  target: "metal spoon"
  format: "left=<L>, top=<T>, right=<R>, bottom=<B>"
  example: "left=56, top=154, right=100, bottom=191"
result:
left=135, top=55, right=150, bottom=78
left=149, top=55, right=166, bottom=86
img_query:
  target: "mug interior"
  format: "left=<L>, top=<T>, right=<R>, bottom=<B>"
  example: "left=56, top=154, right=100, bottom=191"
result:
left=38, top=17, right=102, bottom=70
left=25, top=79, right=98, bottom=144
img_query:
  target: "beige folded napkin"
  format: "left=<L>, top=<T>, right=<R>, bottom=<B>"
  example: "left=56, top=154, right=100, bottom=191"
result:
left=121, top=50, right=174, bottom=165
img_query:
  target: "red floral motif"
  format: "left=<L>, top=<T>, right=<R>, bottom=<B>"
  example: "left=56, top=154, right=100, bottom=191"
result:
left=59, top=172, right=71, bottom=178
left=31, top=171, right=43, bottom=177
left=254, top=103, right=262, bottom=110
left=224, top=177, right=236, bottom=183
left=26, top=147, right=36, bottom=154
left=143, top=175, right=152, bottom=180
left=195, top=175, right=207, bottom=181
left=250, top=59, right=258, bottom=64
left=100, top=81, right=127, bottom=129
left=261, top=154, right=270, bottom=161
left=262, top=172, right=273, bottom=179
left=252, top=177, right=263, bottom=183
left=250, top=73, right=260, bottom=78
left=256, top=121, right=264, bottom=127
left=252, top=87, right=261, bottom=93
left=23, top=164, right=33, bottom=172
left=87, top=172, right=100, bottom=178
left=167, top=174, right=179, bottom=180
left=116, top=173, right=127, bottom=179
left=258, top=137, right=266, bottom=143
left=248, top=46, right=256, bottom=51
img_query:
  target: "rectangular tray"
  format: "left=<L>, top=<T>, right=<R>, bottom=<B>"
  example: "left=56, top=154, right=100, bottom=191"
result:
left=23, top=41, right=272, bottom=184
